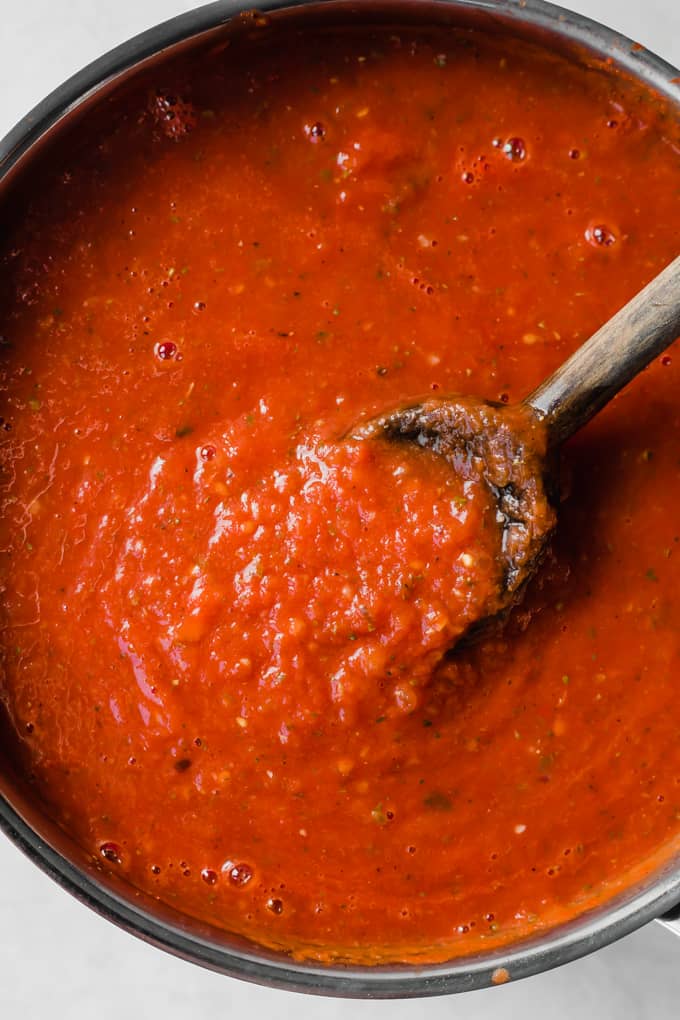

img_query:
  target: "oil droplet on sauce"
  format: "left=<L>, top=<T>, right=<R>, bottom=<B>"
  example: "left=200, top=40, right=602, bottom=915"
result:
left=99, top=842, right=122, bottom=864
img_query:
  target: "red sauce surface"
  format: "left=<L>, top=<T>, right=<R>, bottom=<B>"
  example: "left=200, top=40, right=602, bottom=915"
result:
left=1, top=23, right=679, bottom=964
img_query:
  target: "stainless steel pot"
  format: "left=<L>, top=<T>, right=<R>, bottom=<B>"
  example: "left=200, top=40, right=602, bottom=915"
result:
left=1, top=0, right=679, bottom=997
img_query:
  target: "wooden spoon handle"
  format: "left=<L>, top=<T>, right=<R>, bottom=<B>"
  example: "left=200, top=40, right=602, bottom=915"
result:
left=525, top=253, right=680, bottom=448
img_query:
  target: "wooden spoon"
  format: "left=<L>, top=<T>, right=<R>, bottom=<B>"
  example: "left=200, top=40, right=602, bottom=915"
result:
left=353, top=253, right=680, bottom=642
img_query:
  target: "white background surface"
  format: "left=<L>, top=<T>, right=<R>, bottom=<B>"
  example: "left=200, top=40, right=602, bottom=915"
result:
left=1, top=1, right=679, bottom=1016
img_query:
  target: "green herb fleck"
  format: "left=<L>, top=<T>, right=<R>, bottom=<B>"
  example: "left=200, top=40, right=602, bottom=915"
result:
left=371, top=803, right=388, bottom=825
left=424, top=790, right=452, bottom=811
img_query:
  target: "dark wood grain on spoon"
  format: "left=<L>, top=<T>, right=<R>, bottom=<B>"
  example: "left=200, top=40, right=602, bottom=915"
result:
left=353, top=253, right=680, bottom=642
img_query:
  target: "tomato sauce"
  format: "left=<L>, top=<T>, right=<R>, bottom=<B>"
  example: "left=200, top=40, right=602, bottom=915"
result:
left=1, top=22, right=679, bottom=964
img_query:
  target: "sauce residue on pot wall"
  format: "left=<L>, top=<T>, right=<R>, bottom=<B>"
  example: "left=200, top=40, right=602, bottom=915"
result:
left=0, top=24, right=679, bottom=964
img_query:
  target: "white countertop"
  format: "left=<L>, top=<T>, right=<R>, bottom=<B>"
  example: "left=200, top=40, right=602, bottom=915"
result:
left=2, top=1, right=680, bottom=1016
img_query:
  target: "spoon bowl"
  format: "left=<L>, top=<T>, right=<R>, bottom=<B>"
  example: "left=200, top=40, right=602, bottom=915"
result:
left=352, top=395, right=556, bottom=636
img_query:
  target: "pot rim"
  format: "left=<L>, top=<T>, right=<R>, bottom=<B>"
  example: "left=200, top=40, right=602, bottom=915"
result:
left=1, top=0, right=679, bottom=998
